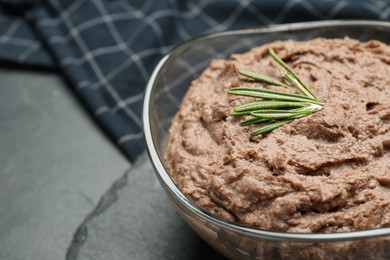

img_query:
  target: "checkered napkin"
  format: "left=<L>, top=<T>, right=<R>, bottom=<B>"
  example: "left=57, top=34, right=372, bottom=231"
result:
left=0, top=0, right=388, bottom=162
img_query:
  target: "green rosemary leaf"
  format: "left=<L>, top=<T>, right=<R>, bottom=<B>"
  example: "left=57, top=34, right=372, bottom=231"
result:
left=230, top=110, right=253, bottom=116
left=251, top=110, right=300, bottom=119
left=238, top=69, right=291, bottom=89
left=228, top=87, right=322, bottom=104
left=229, top=105, right=310, bottom=116
left=233, top=101, right=308, bottom=113
left=291, top=113, right=310, bottom=119
left=284, top=72, right=314, bottom=100
left=269, top=48, right=317, bottom=99
left=251, top=119, right=294, bottom=136
left=240, top=117, right=270, bottom=126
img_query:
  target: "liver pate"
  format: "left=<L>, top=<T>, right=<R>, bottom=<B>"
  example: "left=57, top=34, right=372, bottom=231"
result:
left=165, top=38, right=390, bottom=233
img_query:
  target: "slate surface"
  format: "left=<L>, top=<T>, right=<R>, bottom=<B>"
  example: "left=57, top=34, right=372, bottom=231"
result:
left=0, top=66, right=130, bottom=260
left=67, top=153, right=226, bottom=260
left=0, top=66, right=226, bottom=259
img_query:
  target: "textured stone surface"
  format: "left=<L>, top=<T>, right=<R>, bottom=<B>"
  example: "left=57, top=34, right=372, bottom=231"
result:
left=0, top=67, right=129, bottom=260
left=67, top=153, right=225, bottom=260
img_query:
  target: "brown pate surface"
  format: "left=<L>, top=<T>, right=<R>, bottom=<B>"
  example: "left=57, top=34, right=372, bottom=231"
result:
left=165, top=38, right=390, bottom=233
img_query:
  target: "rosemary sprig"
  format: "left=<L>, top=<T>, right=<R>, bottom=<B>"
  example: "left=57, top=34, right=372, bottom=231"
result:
left=228, top=48, right=324, bottom=136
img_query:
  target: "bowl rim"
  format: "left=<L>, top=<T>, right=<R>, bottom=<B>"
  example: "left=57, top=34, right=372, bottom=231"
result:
left=143, top=20, right=390, bottom=242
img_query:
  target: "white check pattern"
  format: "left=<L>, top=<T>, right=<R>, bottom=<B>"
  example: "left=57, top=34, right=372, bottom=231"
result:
left=0, top=0, right=389, bottom=161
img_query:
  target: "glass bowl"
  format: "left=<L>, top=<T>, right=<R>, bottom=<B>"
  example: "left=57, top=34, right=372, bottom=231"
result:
left=143, top=20, right=390, bottom=259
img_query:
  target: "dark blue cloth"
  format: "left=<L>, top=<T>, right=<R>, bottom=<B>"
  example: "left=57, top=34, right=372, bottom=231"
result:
left=0, top=0, right=388, bottom=161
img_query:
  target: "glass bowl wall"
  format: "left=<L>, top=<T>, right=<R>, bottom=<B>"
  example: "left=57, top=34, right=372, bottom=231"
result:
left=143, top=20, right=390, bottom=259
